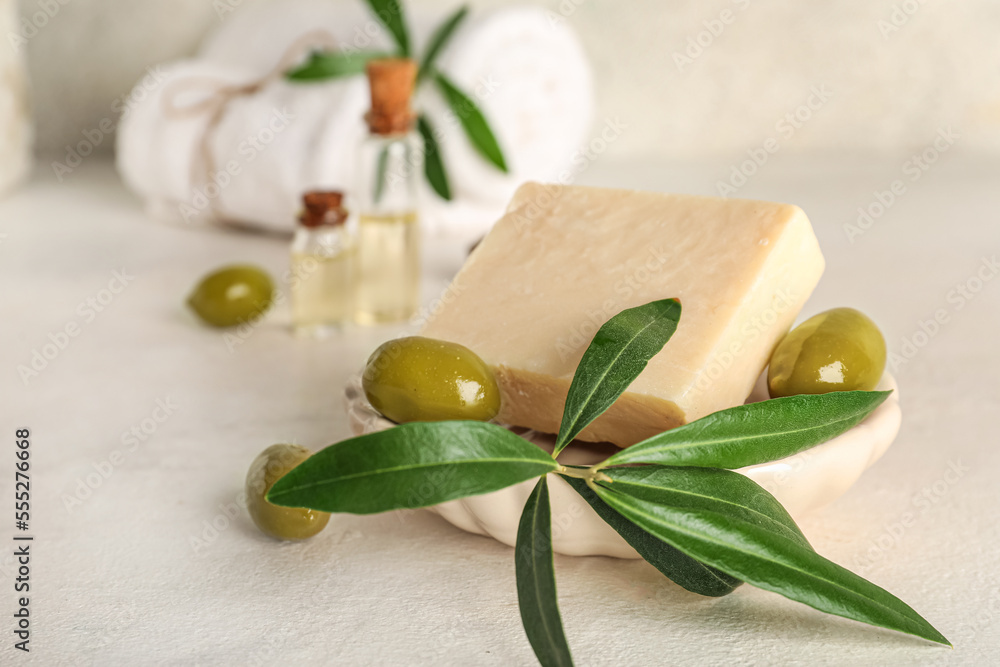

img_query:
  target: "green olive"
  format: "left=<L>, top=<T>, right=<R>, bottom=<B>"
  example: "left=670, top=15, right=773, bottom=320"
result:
left=246, top=444, right=330, bottom=541
left=768, top=307, right=887, bottom=398
left=362, top=336, right=501, bottom=423
left=187, top=265, right=274, bottom=328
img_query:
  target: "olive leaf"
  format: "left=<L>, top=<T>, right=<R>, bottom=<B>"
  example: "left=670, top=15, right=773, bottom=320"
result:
left=602, top=466, right=812, bottom=549
left=362, top=0, right=410, bottom=56
left=516, top=477, right=574, bottom=667
left=553, top=299, right=681, bottom=456
left=418, top=5, right=469, bottom=83
left=372, top=146, right=390, bottom=204
left=267, top=421, right=558, bottom=514
left=562, top=475, right=742, bottom=597
left=593, top=478, right=950, bottom=646
left=603, top=390, right=891, bottom=470
left=433, top=73, right=509, bottom=173
left=417, top=114, right=452, bottom=200
left=286, top=50, right=390, bottom=81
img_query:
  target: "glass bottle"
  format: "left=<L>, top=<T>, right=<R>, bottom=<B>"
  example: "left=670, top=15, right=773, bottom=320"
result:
left=354, top=58, right=422, bottom=325
left=290, top=191, right=355, bottom=337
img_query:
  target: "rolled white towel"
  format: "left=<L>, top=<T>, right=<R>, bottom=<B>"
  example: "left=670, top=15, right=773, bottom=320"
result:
left=117, top=57, right=370, bottom=230
left=116, top=2, right=593, bottom=240
left=209, top=76, right=369, bottom=228
left=117, top=60, right=250, bottom=223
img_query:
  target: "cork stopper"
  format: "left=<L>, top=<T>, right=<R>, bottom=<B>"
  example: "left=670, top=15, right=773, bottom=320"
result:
left=298, top=190, right=347, bottom=227
left=365, top=58, right=417, bottom=135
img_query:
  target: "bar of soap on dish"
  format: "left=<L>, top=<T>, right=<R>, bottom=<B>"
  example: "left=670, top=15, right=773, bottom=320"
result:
left=421, top=183, right=825, bottom=447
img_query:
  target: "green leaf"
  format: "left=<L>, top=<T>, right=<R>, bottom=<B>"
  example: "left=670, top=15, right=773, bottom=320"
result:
left=516, top=477, right=574, bottom=667
left=286, top=50, right=387, bottom=81
left=267, top=421, right=558, bottom=514
left=434, top=73, right=508, bottom=173
left=553, top=299, right=681, bottom=456
left=418, top=5, right=469, bottom=83
left=373, top=146, right=389, bottom=204
left=593, top=479, right=950, bottom=646
left=417, top=114, right=452, bottom=200
left=603, top=466, right=812, bottom=549
left=561, top=475, right=741, bottom=597
left=363, top=0, right=410, bottom=57
left=604, top=390, right=891, bottom=470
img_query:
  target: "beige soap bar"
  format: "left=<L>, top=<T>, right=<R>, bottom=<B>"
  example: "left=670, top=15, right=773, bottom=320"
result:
left=422, top=183, right=825, bottom=447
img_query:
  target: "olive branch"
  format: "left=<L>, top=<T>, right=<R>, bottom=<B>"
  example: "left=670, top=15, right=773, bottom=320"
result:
left=269, top=299, right=949, bottom=665
left=285, top=0, right=508, bottom=201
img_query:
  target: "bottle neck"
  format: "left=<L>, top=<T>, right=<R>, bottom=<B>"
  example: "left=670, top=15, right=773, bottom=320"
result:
left=294, top=223, right=350, bottom=254
left=358, top=132, right=421, bottom=215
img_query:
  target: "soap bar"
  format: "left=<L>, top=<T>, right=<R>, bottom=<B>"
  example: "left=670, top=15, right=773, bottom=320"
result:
left=421, top=183, right=825, bottom=447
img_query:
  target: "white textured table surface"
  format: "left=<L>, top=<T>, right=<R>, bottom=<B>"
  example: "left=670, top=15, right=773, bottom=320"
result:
left=2, top=156, right=998, bottom=665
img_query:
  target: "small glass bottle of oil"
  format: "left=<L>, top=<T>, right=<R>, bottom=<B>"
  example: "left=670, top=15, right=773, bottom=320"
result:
left=355, top=57, right=422, bottom=325
left=290, top=191, right=355, bottom=337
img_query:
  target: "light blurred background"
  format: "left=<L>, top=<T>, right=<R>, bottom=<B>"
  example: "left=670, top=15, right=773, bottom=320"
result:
left=4, top=4, right=1000, bottom=663
left=17, top=0, right=1000, bottom=163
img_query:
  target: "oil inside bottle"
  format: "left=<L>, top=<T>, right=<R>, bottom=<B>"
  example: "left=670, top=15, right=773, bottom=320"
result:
left=291, top=246, right=355, bottom=337
left=354, top=211, right=420, bottom=325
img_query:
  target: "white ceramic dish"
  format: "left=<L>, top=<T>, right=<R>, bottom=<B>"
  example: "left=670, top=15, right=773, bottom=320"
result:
left=345, top=372, right=900, bottom=557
